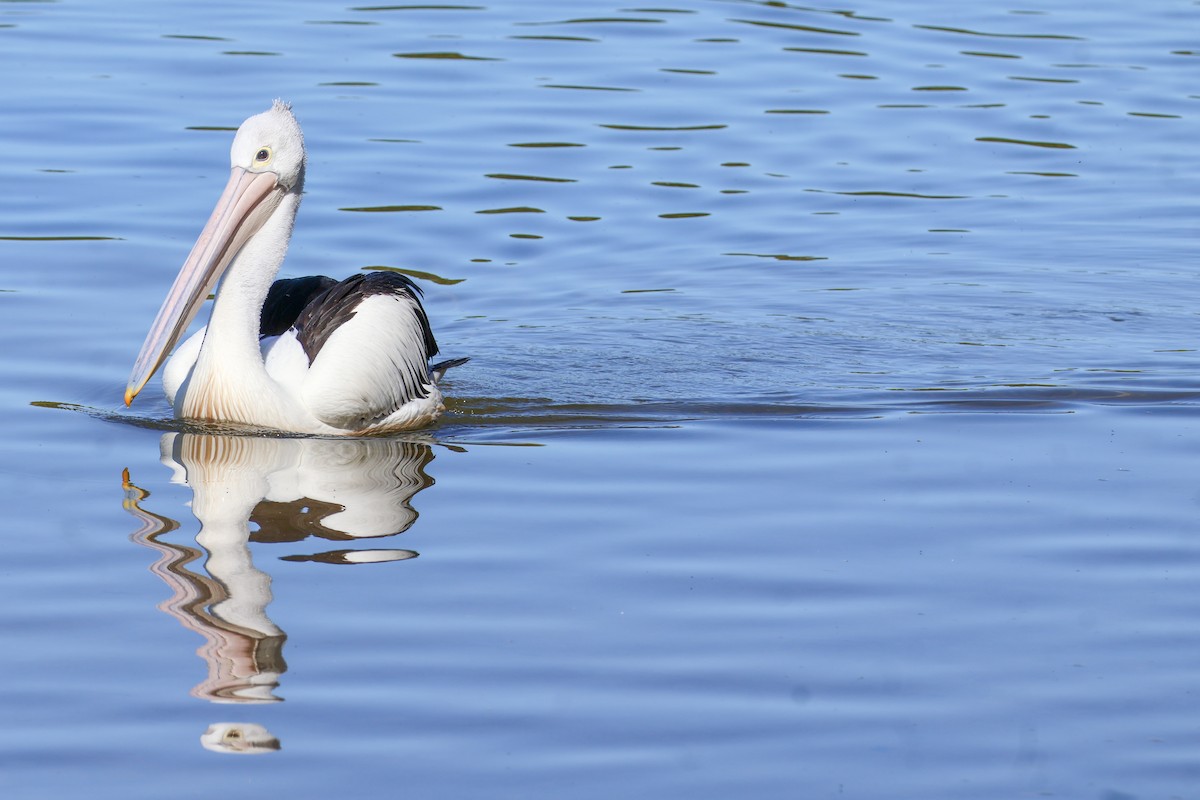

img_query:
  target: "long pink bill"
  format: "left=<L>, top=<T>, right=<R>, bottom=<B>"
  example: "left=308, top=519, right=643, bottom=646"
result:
left=125, top=167, right=282, bottom=406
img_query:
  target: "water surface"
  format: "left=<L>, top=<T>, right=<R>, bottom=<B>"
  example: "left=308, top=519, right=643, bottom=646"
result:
left=1, top=1, right=1198, bottom=798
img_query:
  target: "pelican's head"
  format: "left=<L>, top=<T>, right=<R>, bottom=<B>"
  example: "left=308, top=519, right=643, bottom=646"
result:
left=124, top=100, right=308, bottom=407
left=231, top=99, right=306, bottom=193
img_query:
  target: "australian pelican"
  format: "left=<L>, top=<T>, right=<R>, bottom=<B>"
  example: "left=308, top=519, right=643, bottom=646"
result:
left=124, top=100, right=465, bottom=434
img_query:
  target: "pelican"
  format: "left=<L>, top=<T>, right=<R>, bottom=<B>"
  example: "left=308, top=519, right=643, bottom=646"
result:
left=125, top=100, right=466, bottom=434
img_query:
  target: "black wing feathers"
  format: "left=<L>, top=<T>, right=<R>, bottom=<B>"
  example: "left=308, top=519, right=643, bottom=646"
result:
left=292, top=272, right=439, bottom=367
left=260, top=276, right=338, bottom=337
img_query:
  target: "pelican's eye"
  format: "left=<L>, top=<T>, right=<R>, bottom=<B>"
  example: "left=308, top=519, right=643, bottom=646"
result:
left=254, top=147, right=272, bottom=165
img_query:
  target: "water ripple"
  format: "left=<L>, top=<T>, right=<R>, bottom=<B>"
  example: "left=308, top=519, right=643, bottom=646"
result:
left=913, top=24, right=1085, bottom=41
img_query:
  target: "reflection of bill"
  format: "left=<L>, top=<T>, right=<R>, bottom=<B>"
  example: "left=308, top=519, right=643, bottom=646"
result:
left=122, top=433, right=436, bottom=708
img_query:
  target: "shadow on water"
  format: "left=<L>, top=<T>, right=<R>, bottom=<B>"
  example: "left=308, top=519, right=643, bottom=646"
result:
left=121, top=432, right=437, bottom=753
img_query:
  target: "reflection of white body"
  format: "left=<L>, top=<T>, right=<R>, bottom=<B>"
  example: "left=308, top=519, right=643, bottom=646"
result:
left=161, top=432, right=435, bottom=540
left=124, top=100, right=465, bottom=434
left=124, top=433, right=435, bottom=707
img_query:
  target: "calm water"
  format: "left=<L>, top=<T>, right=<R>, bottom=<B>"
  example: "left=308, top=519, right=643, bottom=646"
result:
left=2, top=0, right=1199, bottom=797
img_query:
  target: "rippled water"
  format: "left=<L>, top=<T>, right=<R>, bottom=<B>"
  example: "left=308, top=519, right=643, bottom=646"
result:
left=1, top=1, right=1199, bottom=798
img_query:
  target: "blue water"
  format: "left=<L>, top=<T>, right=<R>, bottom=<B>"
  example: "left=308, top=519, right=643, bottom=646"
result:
left=2, top=1, right=1199, bottom=797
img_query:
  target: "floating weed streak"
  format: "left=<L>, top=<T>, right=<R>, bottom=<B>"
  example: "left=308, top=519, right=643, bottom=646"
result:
left=363, top=265, right=465, bottom=285
left=623, top=7, right=696, bottom=14
left=392, top=51, right=501, bottom=60
left=507, top=35, right=599, bottom=42
left=162, top=34, right=232, bottom=41
left=513, top=17, right=665, bottom=26
left=1007, top=170, right=1078, bottom=178
left=541, top=84, right=639, bottom=92
left=1008, top=75, right=1080, bottom=84
left=485, top=173, right=577, bottom=183
left=784, top=47, right=868, bottom=56
left=350, top=5, right=486, bottom=10
left=658, top=212, right=710, bottom=219
left=976, top=136, right=1077, bottom=149
left=844, top=12, right=892, bottom=22
left=960, top=50, right=1022, bottom=59
left=725, top=252, right=828, bottom=262
left=913, top=24, right=1084, bottom=40
left=475, top=206, right=546, bottom=214
left=0, top=235, right=121, bottom=241
left=729, top=18, right=860, bottom=37
left=507, top=142, right=586, bottom=148
left=339, top=204, right=443, bottom=212
left=599, top=123, right=726, bottom=131
left=806, top=189, right=970, bottom=200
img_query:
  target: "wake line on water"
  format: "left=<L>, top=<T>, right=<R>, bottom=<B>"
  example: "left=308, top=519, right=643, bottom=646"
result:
left=33, top=383, right=1200, bottom=441
left=446, top=384, right=1200, bottom=427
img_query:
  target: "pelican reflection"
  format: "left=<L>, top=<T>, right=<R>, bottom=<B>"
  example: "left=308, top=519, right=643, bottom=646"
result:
left=122, top=432, right=436, bottom=707
left=200, top=722, right=281, bottom=755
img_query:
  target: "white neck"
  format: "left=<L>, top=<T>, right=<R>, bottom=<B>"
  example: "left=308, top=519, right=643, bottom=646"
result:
left=179, top=192, right=302, bottom=427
